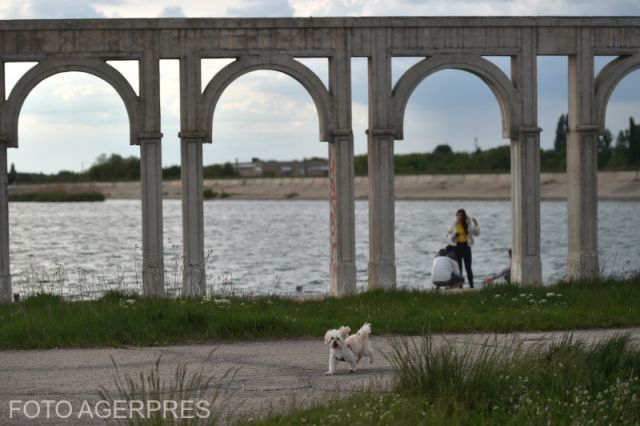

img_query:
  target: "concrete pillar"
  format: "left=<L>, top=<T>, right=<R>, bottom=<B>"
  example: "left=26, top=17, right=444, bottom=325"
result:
left=367, top=42, right=396, bottom=290
left=0, top=143, right=10, bottom=303
left=179, top=52, right=206, bottom=296
left=139, top=48, right=164, bottom=296
left=510, top=129, right=542, bottom=284
left=367, top=129, right=396, bottom=289
left=567, top=28, right=599, bottom=280
left=328, top=131, right=356, bottom=296
left=328, top=33, right=357, bottom=296
left=0, top=62, right=11, bottom=303
left=139, top=137, right=164, bottom=296
left=510, top=28, right=542, bottom=285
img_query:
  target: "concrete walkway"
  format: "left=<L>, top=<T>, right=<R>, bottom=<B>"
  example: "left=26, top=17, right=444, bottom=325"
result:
left=1, top=327, right=639, bottom=425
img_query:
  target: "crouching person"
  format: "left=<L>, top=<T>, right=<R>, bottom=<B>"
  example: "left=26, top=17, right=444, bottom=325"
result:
left=432, top=245, right=465, bottom=289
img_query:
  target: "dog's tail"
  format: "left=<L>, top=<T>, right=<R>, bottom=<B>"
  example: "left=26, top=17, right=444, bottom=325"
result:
left=357, top=322, right=372, bottom=342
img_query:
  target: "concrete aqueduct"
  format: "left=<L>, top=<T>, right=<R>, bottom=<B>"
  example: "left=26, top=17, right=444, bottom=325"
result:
left=0, top=17, right=638, bottom=301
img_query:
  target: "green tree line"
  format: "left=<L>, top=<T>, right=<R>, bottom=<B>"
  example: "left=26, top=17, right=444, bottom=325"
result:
left=12, top=154, right=240, bottom=184
left=8, top=114, right=640, bottom=184
left=354, top=114, right=640, bottom=176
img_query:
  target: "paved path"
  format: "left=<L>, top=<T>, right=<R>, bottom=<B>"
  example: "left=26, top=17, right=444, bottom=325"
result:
left=1, top=327, right=639, bottom=425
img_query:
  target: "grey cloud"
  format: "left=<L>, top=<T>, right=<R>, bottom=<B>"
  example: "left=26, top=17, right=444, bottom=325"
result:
left=550, top=0, right=640, bottom=15
left=158, top=6, right=185, bottom=17
left=2, top=0, right=123, bottom=19
left=226, top=0, right=294, bottom=17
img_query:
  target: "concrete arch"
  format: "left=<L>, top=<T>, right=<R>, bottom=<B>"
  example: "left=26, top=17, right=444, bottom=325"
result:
left=1, top=58, right=140, bottom=147
left=391, top=55, right=520, bottom=140
left=202, top=55, right=334, bottom=143
left=594, top=54, right=640, bottom=131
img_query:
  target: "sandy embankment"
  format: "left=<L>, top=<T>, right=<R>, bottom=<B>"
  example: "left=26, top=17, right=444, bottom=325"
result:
left=8, top=171, right=640, bottom=200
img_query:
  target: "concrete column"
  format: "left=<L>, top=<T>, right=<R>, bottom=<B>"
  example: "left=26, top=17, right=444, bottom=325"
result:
left=328, top=131, right=356, bottom=296
left=367, top=41, right=396, bottom=290
left=139, top=47, right=164, bottom=296
left=0, top=143, right=10, bottom=303
left=510, top=129, right=542, bottom=285
left=139, top=137, right=164, bottom=296
left=179, top=51, right=206, bottom=296
left=510, top=28, right=542, bottom=285
left=0, top=62, right=11, bottom=303
left=367, top=129, right=396, bottom=289
left=328, top=32, right=357, bottom=296
left=567, top=28, right=599, bottom=279
left=180, top=137, right=205, bottom=296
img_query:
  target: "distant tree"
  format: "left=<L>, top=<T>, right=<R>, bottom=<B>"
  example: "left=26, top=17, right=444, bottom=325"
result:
left=162, top=165, right=181, bottom=180
left=607, top=118, right=640, bottom=169
left=354, top=155, right=368, bottom=176
left=597, top=129, right=614, bottom=169
left=433, top=144, right=453, bottom=156
left=554, top=114, right=569, bottom=152
left=616, top=129, right=628, bottom=149
left=88, top=154, right=140, bottom=181
left=223, top=162, right=236, bottom=176
left=629, top=117, right=640, bottom=169
left=203, top=162, right=239, bottom=179
left=7, top=163, right=17, bottom=184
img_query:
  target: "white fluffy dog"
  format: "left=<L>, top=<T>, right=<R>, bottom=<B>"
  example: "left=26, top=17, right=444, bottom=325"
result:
left=323, top=322, right=373, bottom=375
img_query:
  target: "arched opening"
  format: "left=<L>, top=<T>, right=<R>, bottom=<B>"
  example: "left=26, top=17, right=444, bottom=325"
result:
left=595, top=62, right=640, bottom=277
left=8, top=70, right=140, bottom=298
left=394, top=65, right=512, bottom=289
left=196, top=67, right=331, bottom=295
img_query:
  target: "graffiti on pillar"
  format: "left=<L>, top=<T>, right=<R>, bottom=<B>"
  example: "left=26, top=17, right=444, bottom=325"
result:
left=328, top=146, right=337, bottom=286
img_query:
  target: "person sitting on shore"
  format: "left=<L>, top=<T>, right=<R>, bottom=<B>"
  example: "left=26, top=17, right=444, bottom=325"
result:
left=483, top=249, right=512, bottom=286
left=431, top=246, right=465, bottom=289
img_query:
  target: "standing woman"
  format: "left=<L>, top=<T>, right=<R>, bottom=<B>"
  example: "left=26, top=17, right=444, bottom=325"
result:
left=447, top=209, right=480, bottom=288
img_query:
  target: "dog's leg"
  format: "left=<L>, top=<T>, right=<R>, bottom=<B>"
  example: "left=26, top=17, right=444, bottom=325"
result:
left=364, top=343, right=374, bottom=364
left=344, top=351, right=357, bottom=372
left=325, top=354, right=336, bottom=375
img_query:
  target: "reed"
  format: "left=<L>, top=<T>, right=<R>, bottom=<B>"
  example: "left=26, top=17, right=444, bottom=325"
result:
left=98, top=353, right=237, bottom=425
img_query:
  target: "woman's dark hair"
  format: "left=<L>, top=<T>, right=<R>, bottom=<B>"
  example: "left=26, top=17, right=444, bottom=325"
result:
left=456, top=208, right=469, bottom=235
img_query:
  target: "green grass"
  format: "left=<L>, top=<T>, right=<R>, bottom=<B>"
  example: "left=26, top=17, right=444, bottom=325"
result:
left=9, top=191, right=105, bottom=202
left=0, top=275, right=639, bottom=349
left=247, top=334, right=640, bottom=425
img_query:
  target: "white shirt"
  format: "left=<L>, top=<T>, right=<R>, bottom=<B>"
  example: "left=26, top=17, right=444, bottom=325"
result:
left=431, top=256, right=461, bottom=283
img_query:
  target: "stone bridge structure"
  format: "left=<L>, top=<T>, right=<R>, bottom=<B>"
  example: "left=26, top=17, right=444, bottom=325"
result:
left=0, top=17, right=638, bottom=301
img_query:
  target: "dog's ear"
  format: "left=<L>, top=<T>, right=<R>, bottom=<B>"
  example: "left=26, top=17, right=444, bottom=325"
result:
left=339, top=326, right=351, bottom=337
left=324, top=330, right=333, bottom=344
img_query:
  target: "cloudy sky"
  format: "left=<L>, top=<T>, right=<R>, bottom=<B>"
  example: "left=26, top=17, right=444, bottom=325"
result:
left=1, top=0, right=640, bottom=173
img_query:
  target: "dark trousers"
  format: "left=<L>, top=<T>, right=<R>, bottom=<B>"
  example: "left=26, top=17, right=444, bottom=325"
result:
left=455, top=242, right=474, bottom=288
left=433, top=273, right=465, bottom=288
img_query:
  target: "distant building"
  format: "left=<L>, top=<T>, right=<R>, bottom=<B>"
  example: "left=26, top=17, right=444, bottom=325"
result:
left=234, top=158, right=263, bottom=177
left=234, top=157, right=328, bottom=177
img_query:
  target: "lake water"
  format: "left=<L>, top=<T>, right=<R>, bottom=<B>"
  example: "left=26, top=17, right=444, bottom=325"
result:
left=8, top=199, right=640, bottom=298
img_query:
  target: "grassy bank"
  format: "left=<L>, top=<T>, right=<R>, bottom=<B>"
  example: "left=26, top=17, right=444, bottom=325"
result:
left=249, top=334, right=640, bottom=425
left=0, top=275, right=639, bottom=349
left=9, top=191, right=105, bottom=202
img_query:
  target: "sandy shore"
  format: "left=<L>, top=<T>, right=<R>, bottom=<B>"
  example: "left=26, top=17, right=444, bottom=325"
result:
left=8, top=171, right=640, bottom=200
